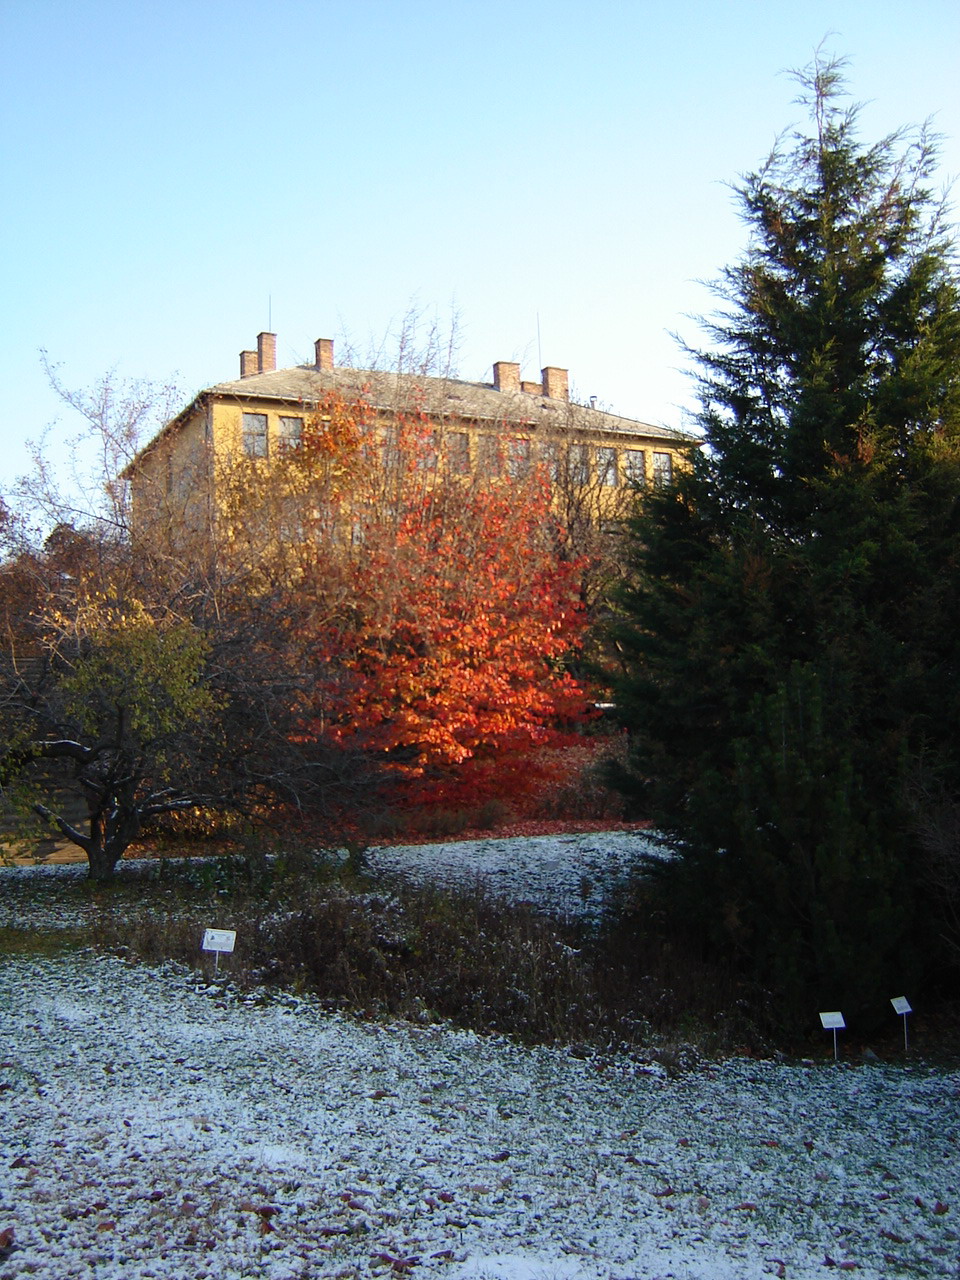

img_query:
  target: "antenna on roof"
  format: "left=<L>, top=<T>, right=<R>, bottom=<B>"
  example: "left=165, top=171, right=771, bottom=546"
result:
left=536, top=311, right=542, bottom=371
left=268, top=294, right=272, bottom=331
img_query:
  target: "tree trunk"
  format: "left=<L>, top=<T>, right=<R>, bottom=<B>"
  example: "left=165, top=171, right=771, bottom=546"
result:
left=85, top=807, right=125, bottom=884
left=85, top=840, right=120, bottom=884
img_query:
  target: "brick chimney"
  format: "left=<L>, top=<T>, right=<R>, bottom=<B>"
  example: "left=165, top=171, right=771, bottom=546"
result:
left=240, top=349, right=259, bottom=378
left=541, top=366, right=569, bottom=401
left=493, top=361, right=521, bottom=392
left=257, top=332, right=277, bottom=373
left=315, top=338, right=334, bottom=371
left=521, top=379, right=543, bottom=394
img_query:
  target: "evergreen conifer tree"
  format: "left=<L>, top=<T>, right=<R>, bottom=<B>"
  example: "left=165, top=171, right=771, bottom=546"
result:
left=608, top=56, right=960, bottom=1025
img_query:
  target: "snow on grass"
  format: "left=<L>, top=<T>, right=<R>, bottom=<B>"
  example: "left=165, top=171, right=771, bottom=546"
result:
left=0, top=830, right=663, bottom=933
left=2, top=948, right=958, bottom=1280
left=0, top=862, right=93, bottom=931
left=2, top=834, right=959, bottom=1278
left=366, top=830, right=665, bottom=923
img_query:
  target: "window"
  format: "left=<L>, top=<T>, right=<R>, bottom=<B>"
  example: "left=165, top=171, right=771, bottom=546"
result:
left=597, top=446, right=618, bottom=486
left=414, top=431, right=441, bottom=472
left=653, top=451, right=673, bottom=487
left=508, top=438, right=531, bottom=479
left=277, top=497, right=305, bottom=542
left=380, top=425, right=399, bottom=471
left=478, top=434, right=501, bottom=477
left=360, top=420, right=377, bottom=464
left=570, top=444, right=590, bottom=486
left=278, top=416, right=303, bottom=448
left=242, top=412, right=268, bottom=458
left=623, top=449, right=646, bottom=486
left=447, top=431, right=470, bottom=474
left=539, top=440, right=562, bottom=483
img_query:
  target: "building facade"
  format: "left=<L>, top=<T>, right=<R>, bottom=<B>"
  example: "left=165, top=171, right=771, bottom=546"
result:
left=127, top=332, right=692, bottom=537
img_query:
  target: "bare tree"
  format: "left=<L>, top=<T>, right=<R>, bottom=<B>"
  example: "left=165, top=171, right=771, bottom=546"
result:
left=6, top=354, right=184, bottom=543
left=333, top=299, right=464, bottom=381
left=0, top=364, right=381, bottom=881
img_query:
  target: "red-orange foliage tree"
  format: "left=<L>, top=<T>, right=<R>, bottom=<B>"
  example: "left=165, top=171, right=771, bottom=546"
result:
left=224, top=392, right=593, bottom=809
left=312, top=476, right=589, bottom=780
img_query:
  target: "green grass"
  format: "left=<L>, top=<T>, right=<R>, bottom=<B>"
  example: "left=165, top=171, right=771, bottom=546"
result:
left=0, top=925, right=91, bottom=955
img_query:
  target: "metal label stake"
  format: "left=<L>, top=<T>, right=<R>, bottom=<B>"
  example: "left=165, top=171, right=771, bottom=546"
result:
left=202, top=928, right=237, bottom=975
left=891, top=997, right=912, bottom=1053
left=819, top=1011, right=845, bottom=1060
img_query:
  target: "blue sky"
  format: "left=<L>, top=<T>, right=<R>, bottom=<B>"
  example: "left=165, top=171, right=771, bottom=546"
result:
left=2, top=0, right=958, bottom=491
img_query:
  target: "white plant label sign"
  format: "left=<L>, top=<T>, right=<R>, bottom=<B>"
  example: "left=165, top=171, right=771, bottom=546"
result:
left=819, top=1011, right=845, bottom=1030
left=202, top=928, right=237, bottom=954
left=891, top=996, right=912, bottom=1015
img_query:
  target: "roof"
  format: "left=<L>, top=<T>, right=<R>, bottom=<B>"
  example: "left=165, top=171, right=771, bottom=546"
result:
left=208, top=364, right=688, bottom=442
left=125, top=361, right=693, bottom=477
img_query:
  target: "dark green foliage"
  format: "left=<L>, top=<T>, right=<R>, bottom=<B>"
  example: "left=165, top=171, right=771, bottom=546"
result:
left=607, top=56, right=960, bottom=1026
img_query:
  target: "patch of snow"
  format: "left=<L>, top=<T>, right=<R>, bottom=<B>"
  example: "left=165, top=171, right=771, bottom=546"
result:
left=1, top=830, right=663, bottom=932
left=367, top=830, right=664, bottom=921
left=2, top=949, right=958, bottom=1279
left=2, top=836, right=959, bottom=1277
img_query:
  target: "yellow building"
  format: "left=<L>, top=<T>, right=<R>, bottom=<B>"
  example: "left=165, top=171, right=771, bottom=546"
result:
left=127, top=331, right=692, bottom=538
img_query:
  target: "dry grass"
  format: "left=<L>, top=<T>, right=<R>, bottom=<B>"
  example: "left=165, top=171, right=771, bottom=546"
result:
left=73, top=849, right=773, bottom=1058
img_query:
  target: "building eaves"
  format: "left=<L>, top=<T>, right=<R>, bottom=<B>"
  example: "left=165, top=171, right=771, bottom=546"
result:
left=120, top=390, right=213, bottom=478
left=210, top=365, right=690, bottom=442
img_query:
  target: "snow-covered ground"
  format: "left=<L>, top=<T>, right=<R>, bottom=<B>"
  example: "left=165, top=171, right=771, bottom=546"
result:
left=2, top=834, right=959, bottom=1279
left=0, top=830, right=663, bottom=932
left=2, top=952, right=958, bottom=1280
left=367, top=830, right=664, bottom=924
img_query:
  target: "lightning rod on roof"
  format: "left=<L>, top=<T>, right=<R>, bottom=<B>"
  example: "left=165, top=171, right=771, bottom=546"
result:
left=536, top=312, right=542, bottom=372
